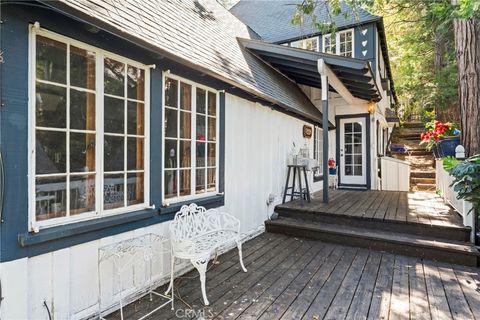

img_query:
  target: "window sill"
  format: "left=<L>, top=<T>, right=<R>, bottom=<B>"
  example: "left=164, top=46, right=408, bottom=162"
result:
left=17, top=194, right=225, bottom=249
left=158, top=194, right=225, bottom=215
left=18, top=209, right=156, bottom=247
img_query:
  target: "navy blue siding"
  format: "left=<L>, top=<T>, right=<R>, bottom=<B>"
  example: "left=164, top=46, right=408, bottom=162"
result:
left=1, top=5, right=30, bottom=262
left=0, top=4, right=230, bottom=262
left=354, top=23, right=376, bottom=75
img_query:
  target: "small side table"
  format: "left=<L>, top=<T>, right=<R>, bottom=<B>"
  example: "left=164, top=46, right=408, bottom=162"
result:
left=282, top=165, right=311, bottom=204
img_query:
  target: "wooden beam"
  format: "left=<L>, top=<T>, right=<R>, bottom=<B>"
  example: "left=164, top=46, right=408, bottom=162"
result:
left=318, top=59, right=365, bottom=105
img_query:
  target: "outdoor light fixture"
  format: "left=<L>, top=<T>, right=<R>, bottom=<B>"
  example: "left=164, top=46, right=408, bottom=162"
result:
left=368, top=101, right=376, bottom=114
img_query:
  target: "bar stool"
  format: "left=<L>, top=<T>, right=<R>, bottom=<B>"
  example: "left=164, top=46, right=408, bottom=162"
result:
left=282, top=164, right=311, bottom=204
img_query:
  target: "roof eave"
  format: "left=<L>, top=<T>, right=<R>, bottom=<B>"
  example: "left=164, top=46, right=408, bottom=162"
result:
left=37, top=0, right=326, bottom=127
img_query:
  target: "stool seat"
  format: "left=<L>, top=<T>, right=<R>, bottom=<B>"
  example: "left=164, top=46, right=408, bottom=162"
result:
left=282, top=165, right=311, bottom=204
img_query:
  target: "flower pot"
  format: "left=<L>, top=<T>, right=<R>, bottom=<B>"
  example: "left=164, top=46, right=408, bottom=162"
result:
left=432, top=144, right=441, bottom=159
left=438, top=136, right=460, bottom=158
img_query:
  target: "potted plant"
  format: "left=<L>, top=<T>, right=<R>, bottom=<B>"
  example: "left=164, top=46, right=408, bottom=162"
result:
left=420, top=120, right=460, bottom=158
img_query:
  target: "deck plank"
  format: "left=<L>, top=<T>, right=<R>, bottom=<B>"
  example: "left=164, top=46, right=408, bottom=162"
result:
left=408, top=257, right=431, bottom=320
left=236, top=243, right=336, bottom=319
left=437, top=262, right=475, bottom=320
left=250, top=243, right=336, bottom=319
left=343, top=191, right=375, bottom=216
left=160, top=235, right=296, bottom=320
left=346, top=251, right=382, bottom=320
left=301, top=247, right=358, bottom=319
left=322, top=249, right=370, bottom=319
left=423, top=260, right=452, bottom=320
left=367, top=253, right=395, bottom=320
left=453, top=267, right=480, bottom=319
left=106, top=233, right=480, bottom=320
left=279, top=246, right=347, bottom=320
left=364, top=191, right=389, bottom=219
left=211, top=239, right=318, bottom=319
left=389, top=255, right=410, bottom=320
left=353, top=190, right=383, bottom=218
left=395, top=192, right=409, bottom=222
left=384, top=191, right=400, bottom=221
left=373, top=191, right=395, bottom=220
left=119, top=233, right=281, bottom=319
left=176, top=236, right=303, bottom=314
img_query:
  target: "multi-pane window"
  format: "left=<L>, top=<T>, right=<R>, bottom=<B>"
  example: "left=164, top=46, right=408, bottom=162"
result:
left=323, top=29, right=354, bottom=57
left=323, top=34, right=336, bottom=54
left=103, top=58, right=146, bottom=210
left=31, top=29, right=148, bottom=228
left=289, top=37, right=319, bottom=52
left=314, top=127, right=323, bottom=180
left=338, top=31, right=353, bottom=57
left=163, top=76, right=218, bottom=201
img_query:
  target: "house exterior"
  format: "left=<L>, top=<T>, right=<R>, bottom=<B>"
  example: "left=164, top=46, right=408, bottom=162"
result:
left=0, top=0, right=395, bottom=318
left=231, top=0, right=398, bottom=190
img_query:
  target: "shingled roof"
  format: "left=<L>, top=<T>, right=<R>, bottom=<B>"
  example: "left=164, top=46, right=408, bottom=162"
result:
left=41, top=0, right=325, bottom=124
left=230, top=0, right=397, bottom=104
left=230, top=0, right=379, bottom=43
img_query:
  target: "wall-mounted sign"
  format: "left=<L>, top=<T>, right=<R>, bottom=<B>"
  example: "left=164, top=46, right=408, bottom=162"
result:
left=303, top=125, right=313, bottom=139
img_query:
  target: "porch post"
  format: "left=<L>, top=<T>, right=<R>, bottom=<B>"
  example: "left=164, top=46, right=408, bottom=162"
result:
left=318, top=59, right=329, bottom=203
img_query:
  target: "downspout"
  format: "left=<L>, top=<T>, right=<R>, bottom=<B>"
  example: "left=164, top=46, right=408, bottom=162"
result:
left=318, top=59, right=329, bottom=203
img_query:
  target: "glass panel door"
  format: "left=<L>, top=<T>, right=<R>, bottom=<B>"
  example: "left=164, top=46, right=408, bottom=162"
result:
left=339, top=117, right=366, bottom=185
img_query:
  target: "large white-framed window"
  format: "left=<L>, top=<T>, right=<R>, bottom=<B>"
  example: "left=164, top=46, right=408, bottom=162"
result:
left=322, top=29, right=354, bottom=57
left=29, top=26, right=150, bottom=230
left=289, top=36, right=319, bottom=52
left=162, top=73, right=218, bottom=203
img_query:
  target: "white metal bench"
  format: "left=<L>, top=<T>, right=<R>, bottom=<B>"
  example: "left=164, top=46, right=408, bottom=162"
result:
left=165, top=203, right=247, bottom=306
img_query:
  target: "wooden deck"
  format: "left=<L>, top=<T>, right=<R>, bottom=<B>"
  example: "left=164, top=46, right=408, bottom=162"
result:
left=107, top=233, right=480, bottom=320
left=278, top=189, right=464, bottom=228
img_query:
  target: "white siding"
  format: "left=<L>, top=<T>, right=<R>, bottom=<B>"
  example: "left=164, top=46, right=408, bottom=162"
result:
left=0, top=93, right=322, bottom=320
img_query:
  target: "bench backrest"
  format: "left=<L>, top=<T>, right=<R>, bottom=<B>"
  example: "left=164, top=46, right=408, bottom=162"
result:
left=169, top=203, right=225, bottom=242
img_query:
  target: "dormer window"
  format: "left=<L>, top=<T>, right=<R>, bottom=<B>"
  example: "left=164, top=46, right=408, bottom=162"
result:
left=322, top=29, right=354, bottom=57
left=289, top=36, right=319, bottom=52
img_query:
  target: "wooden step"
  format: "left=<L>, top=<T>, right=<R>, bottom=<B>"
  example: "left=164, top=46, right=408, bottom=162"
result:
left=266, top=218, right=479, bottom=267
left=411, top=177, right=436, bottom=185
left=411, top=171, right=436, bottom=179
left=408, top=150, right=433, bottom=156
left=274, top=206, right=470, bottom=242
left=399, top=133, right=421, bottom=140
left=415, top=183, right=436, bottom=191
left=403, top=122, right=424, bottom=129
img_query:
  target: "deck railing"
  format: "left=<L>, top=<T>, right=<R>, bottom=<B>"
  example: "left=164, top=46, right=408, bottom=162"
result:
left=436, top=160, right=475, bottom=242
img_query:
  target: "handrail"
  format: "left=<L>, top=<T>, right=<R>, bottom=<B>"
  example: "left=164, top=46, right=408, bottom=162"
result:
left=386, top=125, right=398, bottom=156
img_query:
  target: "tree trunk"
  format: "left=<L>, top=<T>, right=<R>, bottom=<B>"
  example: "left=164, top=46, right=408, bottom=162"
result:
left=454, top=17, right=480, bottom=156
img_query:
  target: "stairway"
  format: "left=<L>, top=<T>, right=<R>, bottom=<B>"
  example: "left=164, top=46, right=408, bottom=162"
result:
left=268, top=192, right=479, bottom=267
left=390, top=122, right=436, bottom=191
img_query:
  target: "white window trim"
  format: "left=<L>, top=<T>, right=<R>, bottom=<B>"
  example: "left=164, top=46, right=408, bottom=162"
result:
left=161, top=73, right=220, bottom=205
left=289, top=36, right=320, bottom=52
left=322, top=28, right=355, bottom=58
left=28, top=25, right=151, bottom=231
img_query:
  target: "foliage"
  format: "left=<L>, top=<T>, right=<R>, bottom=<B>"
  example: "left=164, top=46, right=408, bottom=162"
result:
left=444, top=155, right=480, bottom=215
left=443, top=156, right=460, bottom=172
left=292, top=1, right=478, bottom=117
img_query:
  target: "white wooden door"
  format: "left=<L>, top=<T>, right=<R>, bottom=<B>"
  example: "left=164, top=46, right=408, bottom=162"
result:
left=339, top=117, right=367, bottom=185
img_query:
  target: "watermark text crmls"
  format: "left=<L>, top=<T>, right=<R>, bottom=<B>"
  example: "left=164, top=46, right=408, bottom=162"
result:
left=175, top=307, right=220, bottom=319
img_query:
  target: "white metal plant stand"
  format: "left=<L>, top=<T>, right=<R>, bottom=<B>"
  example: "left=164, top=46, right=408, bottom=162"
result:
left=166, top=203, right=247, bottom=306
left=98, top=233, right=172, bottom=320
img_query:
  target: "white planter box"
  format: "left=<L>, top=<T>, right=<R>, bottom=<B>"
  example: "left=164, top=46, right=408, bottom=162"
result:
left=436, top=160, right=475, bottom=242
left=380, top=156, right=410, bottom=191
